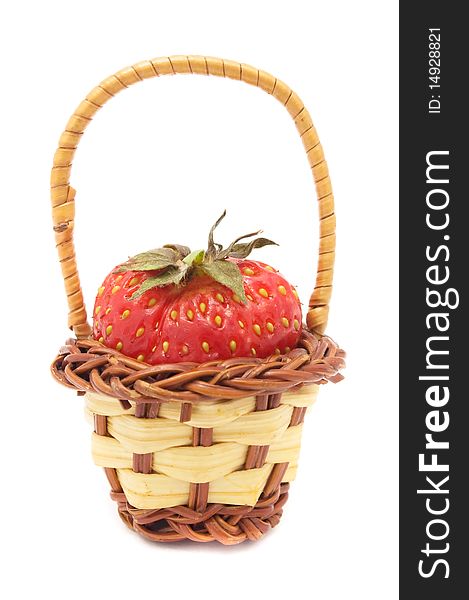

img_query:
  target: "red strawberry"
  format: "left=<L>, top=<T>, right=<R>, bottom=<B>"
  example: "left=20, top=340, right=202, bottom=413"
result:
left=93, top=212, right=302, bottom=365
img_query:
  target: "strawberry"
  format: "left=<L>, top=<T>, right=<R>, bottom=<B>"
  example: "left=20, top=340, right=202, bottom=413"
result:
left=93, top=212, right=302, bottom=364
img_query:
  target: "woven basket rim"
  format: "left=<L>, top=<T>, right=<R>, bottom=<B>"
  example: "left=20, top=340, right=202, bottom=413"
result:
left=52, top=330, right=345, bottom=410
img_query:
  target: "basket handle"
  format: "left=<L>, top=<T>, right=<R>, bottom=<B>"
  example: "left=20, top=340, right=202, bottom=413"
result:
left=51, top=56, right=336, bottom=339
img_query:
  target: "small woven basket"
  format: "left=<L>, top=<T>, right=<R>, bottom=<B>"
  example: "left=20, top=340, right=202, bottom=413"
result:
left=51, top=56, right=345, bottom=545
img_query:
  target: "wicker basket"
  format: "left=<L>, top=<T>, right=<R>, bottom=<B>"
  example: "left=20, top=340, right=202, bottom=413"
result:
left=51, top=55, right=345, bottom=545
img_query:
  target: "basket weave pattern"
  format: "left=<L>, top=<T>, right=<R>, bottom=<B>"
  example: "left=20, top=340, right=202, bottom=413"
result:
left=51, top=56, right=345, bottom=544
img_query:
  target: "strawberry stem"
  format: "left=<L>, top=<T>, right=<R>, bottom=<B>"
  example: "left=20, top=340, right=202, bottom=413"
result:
left=183, top=249, right=205, bottom=266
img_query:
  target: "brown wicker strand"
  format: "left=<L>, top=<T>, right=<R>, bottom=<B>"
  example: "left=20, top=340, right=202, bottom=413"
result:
left=188, top=426, right=213, bottom=513
left=114, top=484, right=290, bottom=545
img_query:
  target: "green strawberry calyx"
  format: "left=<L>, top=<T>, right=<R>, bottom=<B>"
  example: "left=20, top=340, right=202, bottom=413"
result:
left=114, top=210, right=278, bottom=302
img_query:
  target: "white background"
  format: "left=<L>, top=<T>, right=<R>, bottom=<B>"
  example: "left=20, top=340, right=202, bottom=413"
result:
left=0, top=1, right=398, bottom=598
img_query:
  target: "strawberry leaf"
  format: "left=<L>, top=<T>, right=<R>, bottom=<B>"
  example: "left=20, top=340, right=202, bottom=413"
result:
left=163, top=244, right=191, bottom=258
left=130, top=265, right=189, bottom=299
left=199, top=260, right=247, bottom=303
left=227, top=237, right=278, bottom=259
left=215, top=231, right=259, bottom=259
left=206, top=210, right=226, bottom=261
left=115, top=247, right=181, bottom=273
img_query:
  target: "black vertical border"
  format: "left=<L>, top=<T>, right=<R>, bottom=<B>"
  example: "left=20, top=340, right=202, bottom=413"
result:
left=400, top=2, right=467, bottom=596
